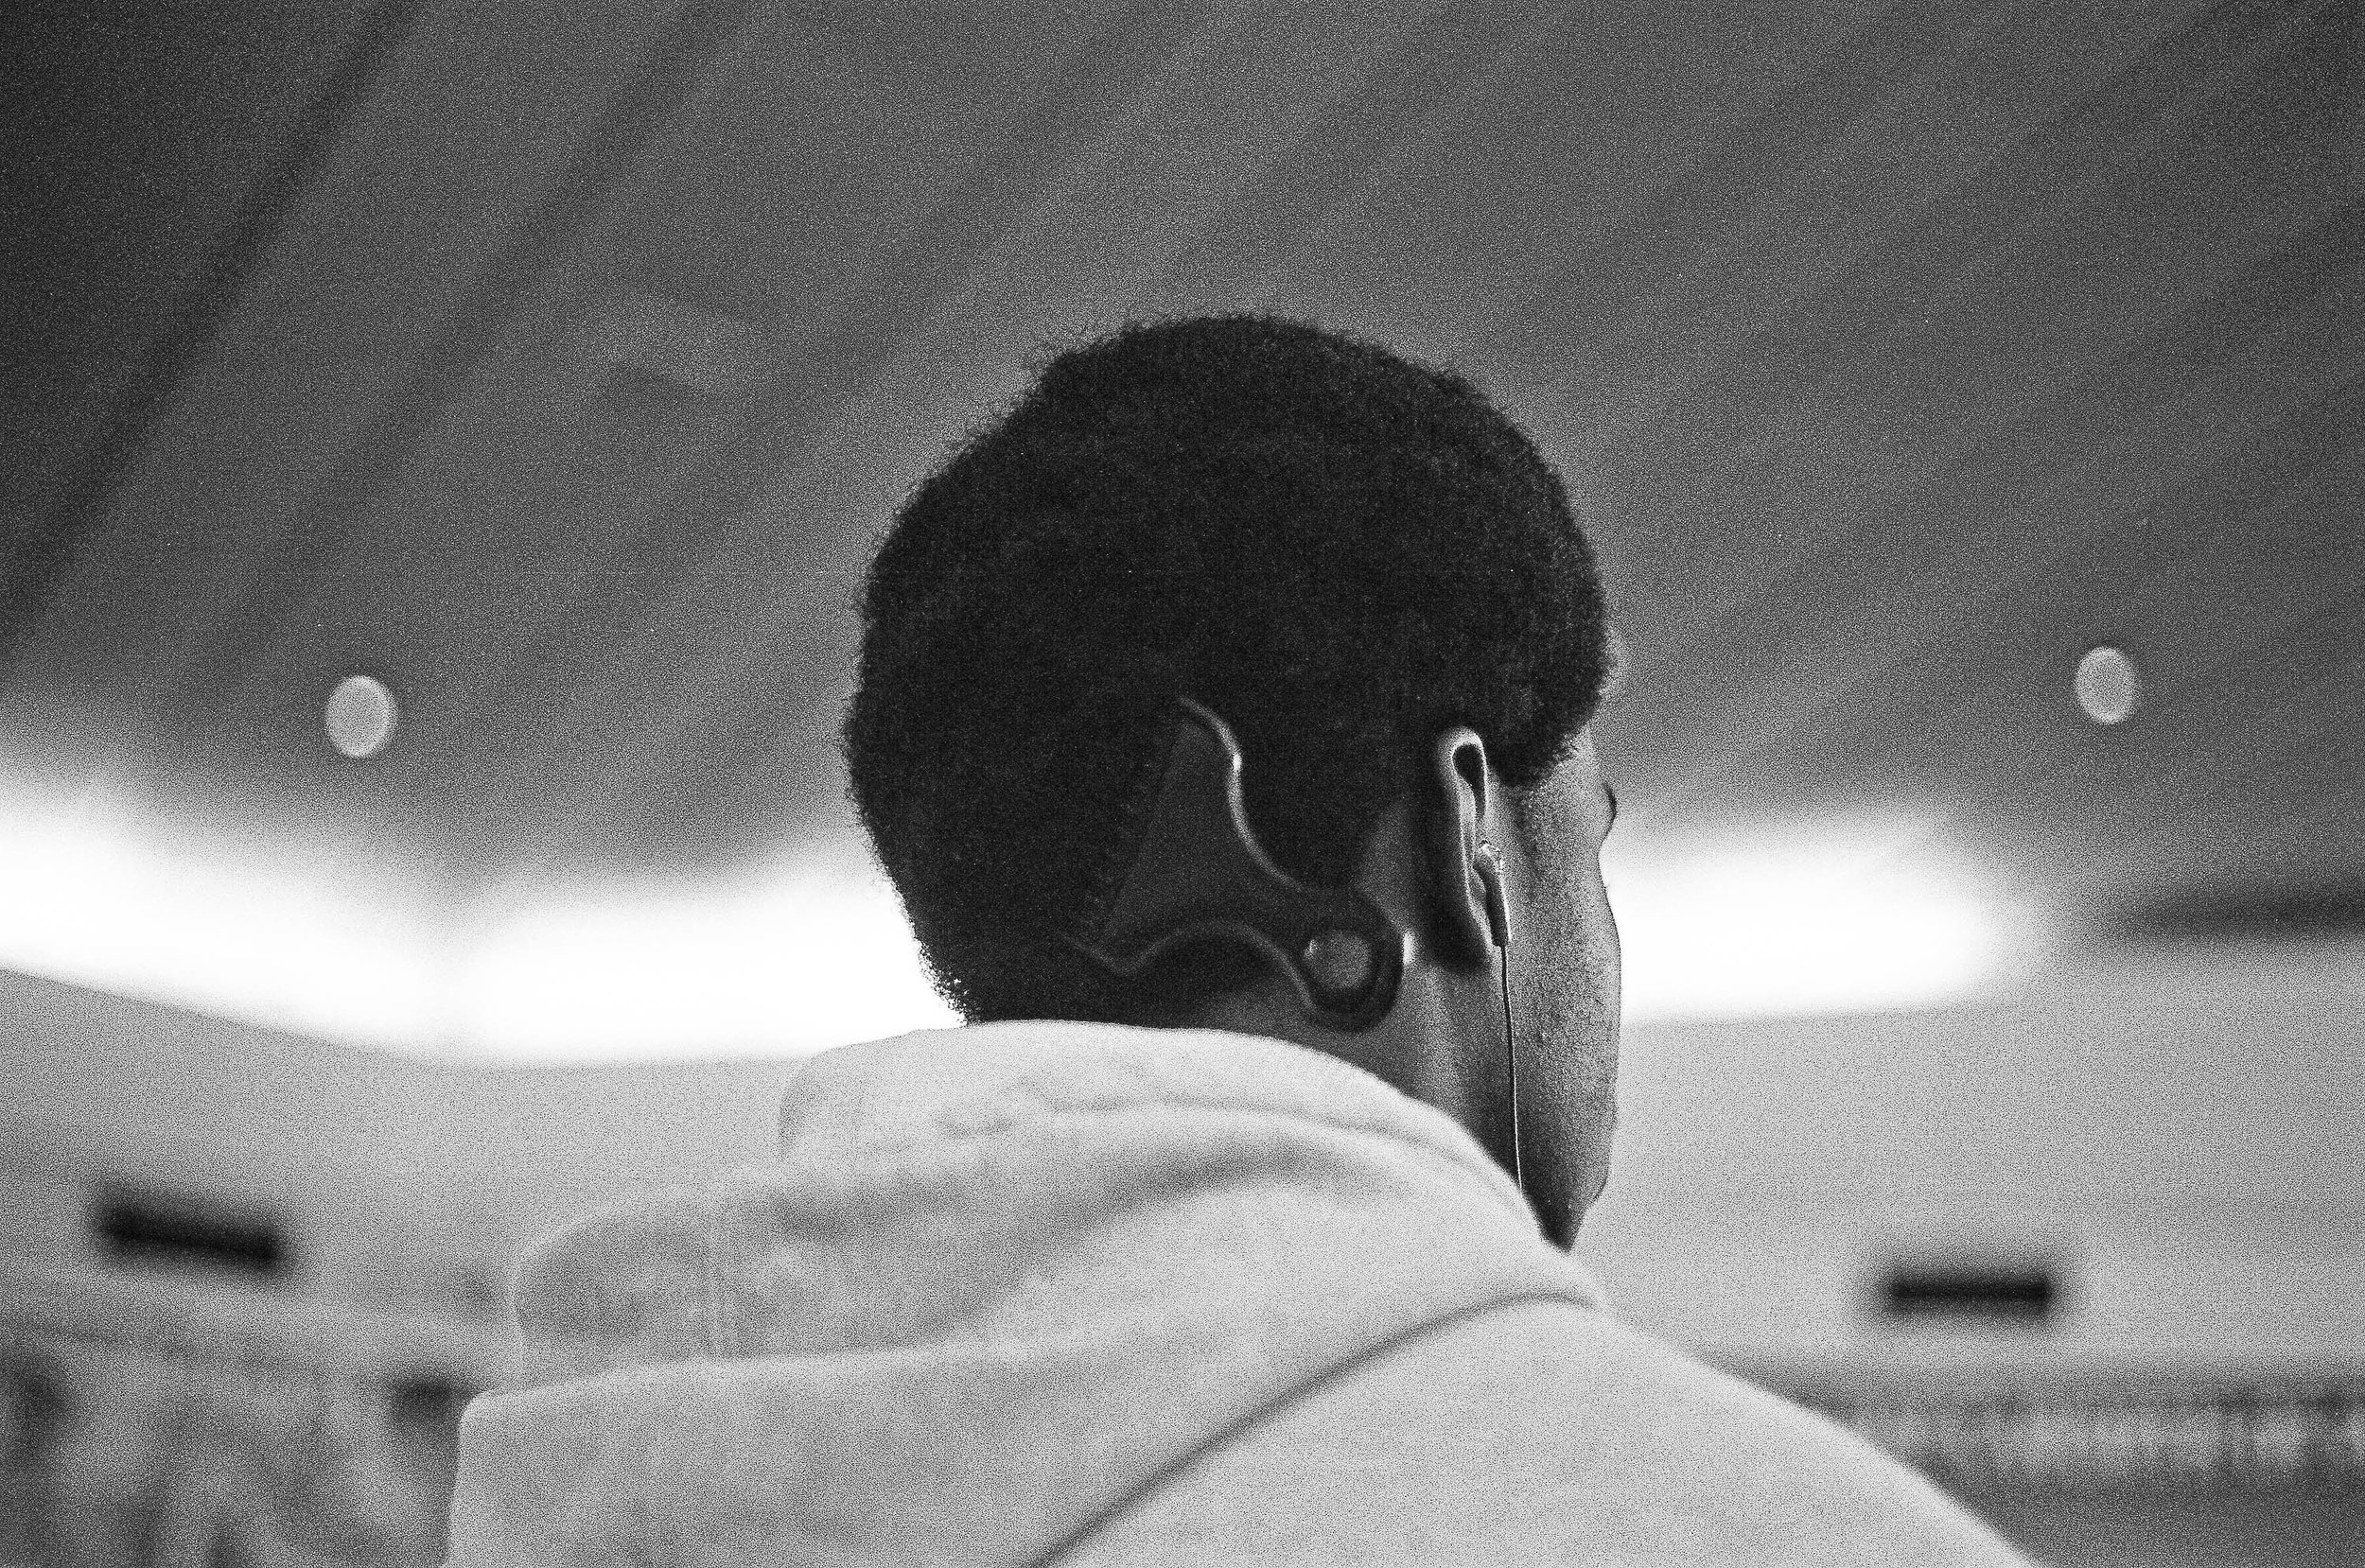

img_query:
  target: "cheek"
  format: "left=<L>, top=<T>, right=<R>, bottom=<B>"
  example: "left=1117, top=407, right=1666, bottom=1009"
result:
left=1506, top=773, right=1617, bottom=1025
left=1528, top=835, right=1620, bottom=1082
left=1585, top=864, right=1621, bottom=1013
left=1533, top=818, right=1617, bottom=992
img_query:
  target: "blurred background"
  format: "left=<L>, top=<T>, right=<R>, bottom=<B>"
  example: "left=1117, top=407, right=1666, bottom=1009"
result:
left=2, top=0, right=2358, bottom=1562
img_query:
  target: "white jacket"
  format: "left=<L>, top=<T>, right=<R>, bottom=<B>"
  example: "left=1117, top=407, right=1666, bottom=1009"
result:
left=446, top=1020, right=2026, bottom=1566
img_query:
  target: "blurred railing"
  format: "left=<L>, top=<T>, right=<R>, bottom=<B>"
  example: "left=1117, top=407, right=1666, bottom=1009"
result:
left=2, top=1263, right=506, bottom=1568
left=1769, top=1366, right=2365, bottom=1496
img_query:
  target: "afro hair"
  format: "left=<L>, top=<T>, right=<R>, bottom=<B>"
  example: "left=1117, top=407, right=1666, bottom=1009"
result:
left=846, top=314, right=1611, bottom=1023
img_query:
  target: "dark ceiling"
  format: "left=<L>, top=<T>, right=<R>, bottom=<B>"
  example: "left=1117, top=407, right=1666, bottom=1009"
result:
left=2, top=0, right=2358, bottom=953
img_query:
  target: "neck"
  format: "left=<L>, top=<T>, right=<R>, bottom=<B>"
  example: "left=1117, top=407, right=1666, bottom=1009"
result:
left=1182, top=882, right=1525, bottom=1212
left=1155, top=796, right=1571, bottom=1246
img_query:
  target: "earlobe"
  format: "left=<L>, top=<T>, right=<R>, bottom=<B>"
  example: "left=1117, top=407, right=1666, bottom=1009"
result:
left=1474, top=839, right=1511, bottom=950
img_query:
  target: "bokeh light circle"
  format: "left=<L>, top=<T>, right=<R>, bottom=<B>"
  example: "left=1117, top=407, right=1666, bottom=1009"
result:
left=2074, top=645, right=2140, bottom=725
left=325, top=673, right=398, bottom=758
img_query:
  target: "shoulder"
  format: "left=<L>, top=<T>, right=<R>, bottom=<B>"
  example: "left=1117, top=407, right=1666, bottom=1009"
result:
left=1063, top=1298, right=2031, bottom=1567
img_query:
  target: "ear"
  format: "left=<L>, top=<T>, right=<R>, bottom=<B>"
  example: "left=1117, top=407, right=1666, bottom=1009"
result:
left=1424, top=727, right=1511, bottom=967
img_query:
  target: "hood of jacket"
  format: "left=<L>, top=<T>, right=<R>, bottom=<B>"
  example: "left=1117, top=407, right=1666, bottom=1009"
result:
left=446, top=1019, right=1603, bottom=1567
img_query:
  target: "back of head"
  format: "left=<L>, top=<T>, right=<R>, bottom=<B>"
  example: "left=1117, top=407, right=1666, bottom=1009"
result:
left=847, top=314, right=1610, bottom=1024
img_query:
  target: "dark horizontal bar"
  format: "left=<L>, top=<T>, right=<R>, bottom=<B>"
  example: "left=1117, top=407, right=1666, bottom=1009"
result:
left=1882, top=1266, right=2058, bottom=1321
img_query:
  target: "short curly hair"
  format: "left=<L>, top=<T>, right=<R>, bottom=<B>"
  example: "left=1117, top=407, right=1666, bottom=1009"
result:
left=846, top=315, right=1611, bottom=1023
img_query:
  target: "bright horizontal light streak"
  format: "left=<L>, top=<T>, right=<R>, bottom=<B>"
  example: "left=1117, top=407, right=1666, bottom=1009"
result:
left=0, top=808, right=443, bottom=1050
left=455, top=863, right=958, bottom=1061
left=0, top=795, right=2001, bottom=1054
left=1608, top=821, right=2005, bottom=1021
left=0, top=794, right=954, bottom=1060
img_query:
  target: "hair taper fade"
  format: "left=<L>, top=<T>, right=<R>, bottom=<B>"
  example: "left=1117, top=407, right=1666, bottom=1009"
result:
left=846, top=314, right=1611, bottom=1024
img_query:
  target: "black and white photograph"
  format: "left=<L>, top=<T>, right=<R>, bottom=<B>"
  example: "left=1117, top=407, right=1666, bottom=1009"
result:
left=2, top=2, right=2358, bottom=1563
